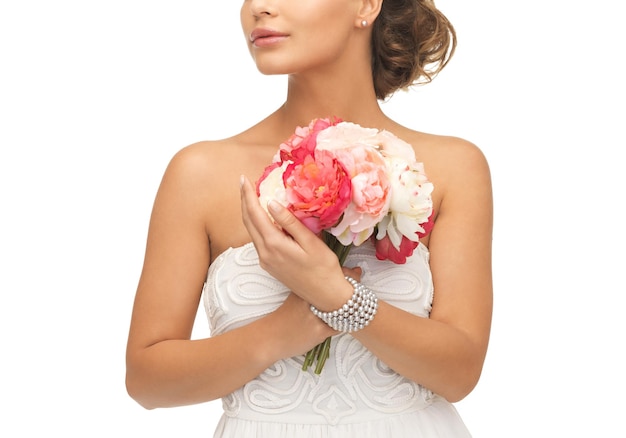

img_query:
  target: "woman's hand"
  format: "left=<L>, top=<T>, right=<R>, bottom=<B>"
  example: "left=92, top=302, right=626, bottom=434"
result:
left=240, top=175, right=354, bottom=310
left=266, top=292, right=337, bottom=359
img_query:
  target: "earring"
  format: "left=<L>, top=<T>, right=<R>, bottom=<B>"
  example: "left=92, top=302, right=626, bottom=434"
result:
left=361, top=20, right=368, bottom=27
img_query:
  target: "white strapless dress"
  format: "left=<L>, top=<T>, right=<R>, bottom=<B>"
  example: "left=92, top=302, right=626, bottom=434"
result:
left=202, top=241, right=471, bottom=437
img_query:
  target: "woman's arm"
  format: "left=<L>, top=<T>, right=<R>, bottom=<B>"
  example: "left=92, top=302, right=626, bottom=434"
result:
left=354, top=139, right=493, bottom=402
left=243, top=137, right=493, bottom=403
left=125, top=144, right=334, bottom=409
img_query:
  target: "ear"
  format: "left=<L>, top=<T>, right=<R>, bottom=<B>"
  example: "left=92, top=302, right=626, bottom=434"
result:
left=356, top=0, right=383, bottom=27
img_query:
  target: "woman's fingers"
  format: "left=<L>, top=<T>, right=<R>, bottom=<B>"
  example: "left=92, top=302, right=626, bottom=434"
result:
left=240, top=175, right=281, bottom=243
left=342, top=266, right=362, bottom=282
left=240, top=175, right=307, bottom=268
left=265, top=200, right=319, bottom=249
left=240, top=175, right=317, bottom=252
left=240, top=175, right=349, bottom=305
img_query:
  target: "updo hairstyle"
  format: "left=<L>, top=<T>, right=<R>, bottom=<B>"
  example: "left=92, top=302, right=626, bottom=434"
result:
left=371, top=0, right=456, bottom=100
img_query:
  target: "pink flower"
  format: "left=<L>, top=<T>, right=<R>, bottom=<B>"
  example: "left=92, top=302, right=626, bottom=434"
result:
left=276, top=117, right=342, bottom=163
left=314, top=122, right=392, bottom=245
left=281, top=149, right=352, bottom=234
left=328, top=145, right=391, bottom=245
left=257, top=144, right=352, bottom=235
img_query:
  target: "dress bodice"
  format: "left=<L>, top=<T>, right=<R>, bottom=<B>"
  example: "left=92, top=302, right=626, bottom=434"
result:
left=202, top=240, right=441, bottom=427
left=203, top=240, right=434, bottom=334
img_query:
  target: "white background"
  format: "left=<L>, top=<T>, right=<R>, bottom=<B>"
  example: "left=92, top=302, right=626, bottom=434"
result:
left=1, top=1, right=624, bottom=436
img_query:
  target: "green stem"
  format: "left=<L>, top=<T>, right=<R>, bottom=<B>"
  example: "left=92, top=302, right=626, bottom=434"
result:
left=314, top=337, right=332, bottom=374
left=302, top=342, right=322, bottom=371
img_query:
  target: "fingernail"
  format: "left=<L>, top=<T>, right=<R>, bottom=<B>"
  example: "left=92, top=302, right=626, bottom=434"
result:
left=268, top=200, right=281, bottom=213
left=240, top=175, right=245, bottom=188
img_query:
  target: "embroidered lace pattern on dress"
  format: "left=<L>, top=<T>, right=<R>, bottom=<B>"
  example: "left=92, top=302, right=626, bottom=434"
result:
left=202, top=241, right=435, bottom=425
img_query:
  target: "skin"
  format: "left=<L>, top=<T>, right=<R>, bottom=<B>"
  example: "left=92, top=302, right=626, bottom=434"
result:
left=126, top=0, right=493, bottom=410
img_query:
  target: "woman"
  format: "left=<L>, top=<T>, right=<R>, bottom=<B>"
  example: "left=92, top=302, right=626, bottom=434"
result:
left=126, top=0, right=493, bottom=436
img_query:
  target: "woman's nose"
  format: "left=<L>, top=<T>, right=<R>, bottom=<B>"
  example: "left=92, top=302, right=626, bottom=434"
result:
left=247, top=0, right=277, bottom=19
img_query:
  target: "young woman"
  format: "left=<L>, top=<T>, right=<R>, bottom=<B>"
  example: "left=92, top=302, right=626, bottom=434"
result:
left=126, top=0, right=493, bottom=436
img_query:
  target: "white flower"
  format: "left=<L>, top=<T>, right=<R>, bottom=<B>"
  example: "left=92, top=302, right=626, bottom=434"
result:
left=316, top=122, right=380, bottom=151
left=374, top=130, right=416, bottom=162
left=376, top=156, right=434, bottom=249
left=257, top=162, right=289, bottom=215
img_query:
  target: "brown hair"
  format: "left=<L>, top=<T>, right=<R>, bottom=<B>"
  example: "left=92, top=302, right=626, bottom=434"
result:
left=371, top=0, right=456, bottom=100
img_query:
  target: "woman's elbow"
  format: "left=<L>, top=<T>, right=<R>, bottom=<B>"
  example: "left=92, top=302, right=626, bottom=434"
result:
left=125, top=367, right=160, bottom=410
left=439, top=363, right=484, bottom=403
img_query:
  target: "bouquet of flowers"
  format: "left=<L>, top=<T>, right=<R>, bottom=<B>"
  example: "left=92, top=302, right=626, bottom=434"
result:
left=256, top=117, right=434, bottom=373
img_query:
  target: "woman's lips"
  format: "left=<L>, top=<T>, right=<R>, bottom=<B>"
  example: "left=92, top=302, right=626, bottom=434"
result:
left=250, top=28, right=289, bottom=47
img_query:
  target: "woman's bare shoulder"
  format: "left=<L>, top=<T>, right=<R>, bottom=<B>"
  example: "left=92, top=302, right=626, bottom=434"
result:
left=160, top=136, right=255, bottom=191
left=396, top=127, right=486, bottom=165
left=167, top=138, right=239, bottom=174
left=151, top=138, right=245, bottom=217
left=399, top=128, right=490, bottom=181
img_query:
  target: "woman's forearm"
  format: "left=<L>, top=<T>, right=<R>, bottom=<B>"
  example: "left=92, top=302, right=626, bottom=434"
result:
left=126, top=292, right=333, bottom=409
left=126, top=317, right=281, bottom=409
left=353, top=300, right=489, bottom=402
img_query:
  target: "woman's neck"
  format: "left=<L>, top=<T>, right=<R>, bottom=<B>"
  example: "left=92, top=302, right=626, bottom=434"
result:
left=277, top=69, right=390, bottom=130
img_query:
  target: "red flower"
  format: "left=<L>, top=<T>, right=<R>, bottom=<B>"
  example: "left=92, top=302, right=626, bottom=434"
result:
left=374, top=235, right=419, bottom=264
left=282, top=149, right=351, bottom=235
left=278, top=117, right=342, bottom=163
left=373, top=212, right=434, bottom=263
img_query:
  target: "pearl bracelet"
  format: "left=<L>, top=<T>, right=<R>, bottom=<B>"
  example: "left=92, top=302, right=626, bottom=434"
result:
left=310, top=276, right=378, bottom=333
